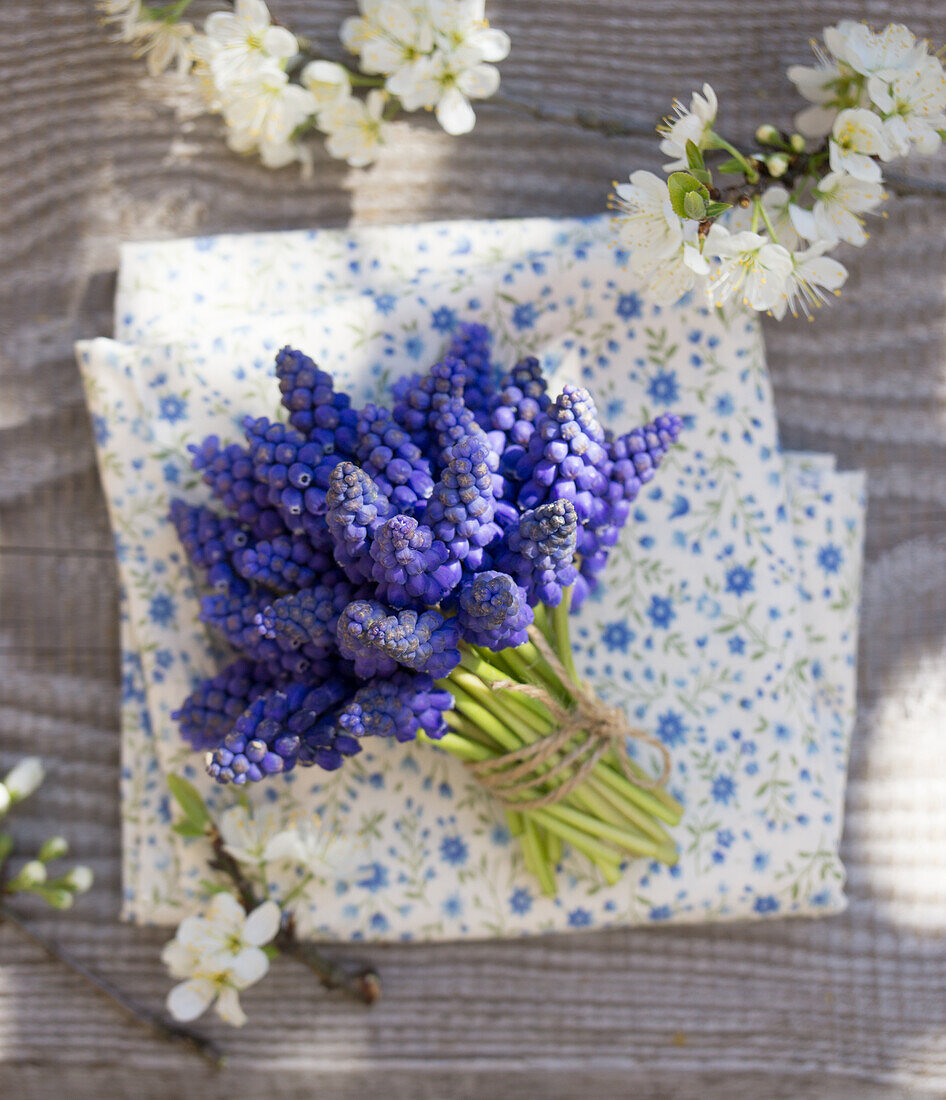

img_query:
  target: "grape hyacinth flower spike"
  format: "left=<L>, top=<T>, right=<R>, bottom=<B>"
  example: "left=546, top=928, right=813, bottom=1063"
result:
left=456, top=571, right=534, bottom=650
left=325, top=462, right=392, bottom=583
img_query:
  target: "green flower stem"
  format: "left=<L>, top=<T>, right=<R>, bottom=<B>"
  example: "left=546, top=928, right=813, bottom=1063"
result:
left=442, top=681, right=522, bottom=754
left=754, top=195, right=781, bottom=242
left=424, top=727, right=495, bottom=763
left=443, top=708, right=504, bottom=752
left=619, top=757, right=684, bottom=818
left=472, top=644, right=519, bottom=679
left=503, top=642, right=571, bottom=704
left=522, top=817, right=556, bottom=897
left=541, top=802, right=666, bottom=861
left=585, top=774, right=674, bottom=846
left=459, top=651, right=559, bottom=732
left=571, top=782, right=662, bottom=845
left=448, top=670, right=549, bottom=747
left=709, top=132, right=760, bottom=183
left=505, top=810, right=524, bottom=837
left=529, top=811, right=622, bottom=883
left=545, top=831, right=563, bottom=867
left=600, top=751, right=683, bottom=825
left=551, top=590, right=580, bottom=682
left=532, top=603, right=556, bottom=650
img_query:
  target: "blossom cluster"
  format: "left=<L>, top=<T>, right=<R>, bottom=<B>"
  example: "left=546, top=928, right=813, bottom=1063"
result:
left=170, top=324, right=681, bottom=786
left=611, top=20, right=946, bottom=318
left=98, top=0, right=509, bottom=170
left=0, top=757, right=94, bottom=910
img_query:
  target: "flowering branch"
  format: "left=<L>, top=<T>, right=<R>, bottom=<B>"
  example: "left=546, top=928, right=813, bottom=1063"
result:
left=160, top=776, right=379, bottom=1031
left=0, top=757, right=221, bottom=1066
left=99, top=0, right=511, bottom=170
left=609, top=20, right=946, bottom=319
left=0, top=901, right=224, bottom=1068
left=203, top=819, right=381, bottom=1004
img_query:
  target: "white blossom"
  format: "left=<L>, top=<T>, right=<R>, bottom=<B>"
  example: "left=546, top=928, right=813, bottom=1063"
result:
left=787, top=43, right=847, bottom=138
left=163, top=894, right=280, bottom=1027
left=300, top=60, right=353, bottom=119
left=203, top=0, right=298, bottom=87
left=397, top=44, right=502, bottom=134
left=134, top=18, right=195, bottom=77
left=828, top=107, right=889, bottom=181
left=869, top=58, right=946, bottom=157
left=789, top=171, right=884, bottom=247
left=612, top=171, right=709, bottom=304
left=322, top=88, right=389, bottom=166
left=218, top=802, right=285, bottom=865
left=658, top=83, right=718, bottom=169
left=427, top=0, right=511, bottom=62
left=704, top=226, right=794, bottom=312
left=347, top=1, right=434, bottom=83
left=97, top=0, right=145, bottom=39
left=771, top=243, right=848, bottom=319
left=824, top=21, right=926, bottom=79
left=222, top=65, right=318, bottom=168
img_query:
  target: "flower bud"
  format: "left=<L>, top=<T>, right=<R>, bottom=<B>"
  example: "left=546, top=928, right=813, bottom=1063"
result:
left=63, top=865, right=94, bottom=894
left=13, top=860, right=47, bottom=889
left=683, top=190, right=707, bottom=220
left=43, top=887, right=75, bottom=910
left=766, top=153, right=790, bottom=178
left=755, top=123, right=780, bottom=145
left=789, top=133, right=806, bottom=153
left=3, top=758, right=44, bottom=802
left=38, top=836, right=69, bottom=863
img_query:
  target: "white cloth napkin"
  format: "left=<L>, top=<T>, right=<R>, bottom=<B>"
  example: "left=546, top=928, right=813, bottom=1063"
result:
left=76, top=215, right=866, bottom=940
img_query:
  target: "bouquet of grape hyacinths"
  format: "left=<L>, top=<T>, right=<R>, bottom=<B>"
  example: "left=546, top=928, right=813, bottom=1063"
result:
left=170, top=324, right=684, bottom=894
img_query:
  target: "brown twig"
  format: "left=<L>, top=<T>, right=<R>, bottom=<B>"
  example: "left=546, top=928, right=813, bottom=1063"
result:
left=0, top=901, right=224, bottom=1068
left=206, top=826, right=380, bottom=1005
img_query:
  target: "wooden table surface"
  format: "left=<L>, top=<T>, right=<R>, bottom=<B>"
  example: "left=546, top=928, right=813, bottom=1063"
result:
left=3, top=2, right=946, bottom=1096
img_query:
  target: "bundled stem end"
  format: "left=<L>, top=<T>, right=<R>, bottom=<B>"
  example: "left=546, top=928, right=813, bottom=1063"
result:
left=426, top=590, right=681, bottom=895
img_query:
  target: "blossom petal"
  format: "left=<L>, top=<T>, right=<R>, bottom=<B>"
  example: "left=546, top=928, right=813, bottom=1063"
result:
left=167, top=978, right=216, bottom=1022
left=161, top=939, right=197, bottom=979
left=206, top=891, right=245, bottom=928
left=243, top=899, right=281, bottom=946
left=262, top=25, right=298, bottom=60
left=215, top=986, right=248, bottom=1028
left=469, top=28, right=511, bottom=62
left=456, top=63, right=500, bottom=100
left=436, top=87, right=476, bottom=135
left=230, top=946, right=270, bottom=987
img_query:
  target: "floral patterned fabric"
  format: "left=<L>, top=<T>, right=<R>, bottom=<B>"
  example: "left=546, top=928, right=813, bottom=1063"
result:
left=75, top=215, right=866, bottom=940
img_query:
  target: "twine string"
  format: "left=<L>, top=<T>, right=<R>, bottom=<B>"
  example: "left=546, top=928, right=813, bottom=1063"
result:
left=469, top=625, right=671, bottom=810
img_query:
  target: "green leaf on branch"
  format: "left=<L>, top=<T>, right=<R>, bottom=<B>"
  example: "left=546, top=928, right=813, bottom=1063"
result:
left=715, top=157, right=745, bottom=175
left=689, top=167, right=713, bottom=187
left=172, top=820, right=209, bottom=838
left=167, top=775, right=210, bottom=830
left=667, top=172, right=711, bottom=219
left=685, top=139, right=705, bottom=170
left=705, top=201, right=732, bottom=218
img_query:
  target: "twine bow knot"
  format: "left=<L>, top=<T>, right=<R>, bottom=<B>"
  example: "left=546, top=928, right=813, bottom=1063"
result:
left=469, top=626, right=671, bottom=810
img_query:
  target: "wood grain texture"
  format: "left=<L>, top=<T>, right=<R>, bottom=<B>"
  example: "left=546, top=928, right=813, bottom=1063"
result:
left=2, top=1, right=946, bottom=1096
